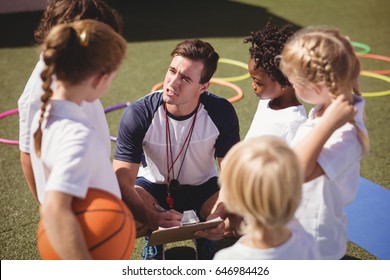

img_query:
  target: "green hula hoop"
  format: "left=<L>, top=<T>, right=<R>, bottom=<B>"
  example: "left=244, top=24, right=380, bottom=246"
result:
left=352, top=41, right=371, bottom=55
left=360, top=71, right=390, bottom=97
left=214, top=58, right=250, bottom=82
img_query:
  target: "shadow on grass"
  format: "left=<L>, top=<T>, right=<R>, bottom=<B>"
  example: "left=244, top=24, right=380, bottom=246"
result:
left=0, top=0, right=301, bottom=48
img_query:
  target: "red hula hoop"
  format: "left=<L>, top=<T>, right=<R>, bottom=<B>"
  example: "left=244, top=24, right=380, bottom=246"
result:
left=357, top=53, right=390, bottom=75
left=0, top=108, right=19, bottom=146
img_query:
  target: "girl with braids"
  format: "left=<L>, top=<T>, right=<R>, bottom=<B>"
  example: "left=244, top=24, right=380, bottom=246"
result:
left=244, top=21, right=307, bottom=143
left=18, top=0, right=123, bottom=203
left=214, top=136, right=319, bottom=260
left=279, top=26, right=370, bottom=259
left=30, top=19, right=127, bottom=259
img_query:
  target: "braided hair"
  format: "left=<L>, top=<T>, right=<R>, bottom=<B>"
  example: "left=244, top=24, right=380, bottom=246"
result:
left=279, top=26, right=369, bottom=155
left=244, top=20, right=295, bottom=88
left=34, top=20, right=127, bottom=157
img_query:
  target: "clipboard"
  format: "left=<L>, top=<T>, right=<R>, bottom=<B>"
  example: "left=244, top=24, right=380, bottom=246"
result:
left=147, top=217, right=224, bottom=246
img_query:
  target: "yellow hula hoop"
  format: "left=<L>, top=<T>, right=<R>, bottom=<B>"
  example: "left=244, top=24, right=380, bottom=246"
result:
left=150, top=78, right=244, bottom=104
left=360, top=71, right=390, bottom=98
left=214, top=58, right=250, bottom=82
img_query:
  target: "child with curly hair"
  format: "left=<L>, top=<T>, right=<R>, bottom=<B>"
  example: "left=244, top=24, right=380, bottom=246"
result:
left=244, top=21, right=306, bottom=143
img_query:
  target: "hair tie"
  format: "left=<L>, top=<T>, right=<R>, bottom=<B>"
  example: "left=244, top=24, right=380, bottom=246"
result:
left=79, top=29, right=89, bottom=47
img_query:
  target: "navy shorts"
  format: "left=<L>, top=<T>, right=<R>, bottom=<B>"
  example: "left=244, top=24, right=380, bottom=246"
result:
left=135, top=176, right=220, bottom=220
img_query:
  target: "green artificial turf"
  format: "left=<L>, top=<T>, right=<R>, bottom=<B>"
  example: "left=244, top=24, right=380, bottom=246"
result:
left=0, top=0, right=388, bottom=260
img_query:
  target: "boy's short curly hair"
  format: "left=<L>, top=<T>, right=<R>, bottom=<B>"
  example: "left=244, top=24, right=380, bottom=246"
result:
left=244, top=21, right=294, bottom=87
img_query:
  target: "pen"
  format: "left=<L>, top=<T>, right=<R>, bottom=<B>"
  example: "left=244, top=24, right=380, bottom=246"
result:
left=153, top=203, right=168, bottom=212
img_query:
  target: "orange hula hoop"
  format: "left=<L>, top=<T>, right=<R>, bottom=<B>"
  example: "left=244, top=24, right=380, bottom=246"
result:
left=150, top=78, right=244, bottom=104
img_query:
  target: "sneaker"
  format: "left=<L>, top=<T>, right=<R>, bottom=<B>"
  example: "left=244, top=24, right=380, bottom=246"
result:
left=195, top=238, right=217, bottom=260
left=142, top=237, right=163, bottom=260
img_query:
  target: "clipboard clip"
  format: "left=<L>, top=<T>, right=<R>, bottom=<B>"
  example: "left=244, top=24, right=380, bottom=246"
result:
left=181, top=210, right=200, bottom=226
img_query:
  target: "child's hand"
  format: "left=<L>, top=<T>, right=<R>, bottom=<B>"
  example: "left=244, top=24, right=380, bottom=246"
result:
left=322, top=94, right=356, bottom=130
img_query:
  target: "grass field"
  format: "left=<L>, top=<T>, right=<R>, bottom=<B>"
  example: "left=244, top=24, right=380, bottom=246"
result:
left=0, top=0, right=389, bottom=260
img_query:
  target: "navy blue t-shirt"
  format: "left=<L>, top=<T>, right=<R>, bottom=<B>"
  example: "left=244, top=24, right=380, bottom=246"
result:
left=114, top=91, right=240, bottom=185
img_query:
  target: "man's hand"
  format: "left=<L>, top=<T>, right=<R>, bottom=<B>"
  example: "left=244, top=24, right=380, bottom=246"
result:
left=193, top=218, right=225, bottom=240
left=194, top=209, right=225, bottom=240
left=157, top=209, right=182, bottom=228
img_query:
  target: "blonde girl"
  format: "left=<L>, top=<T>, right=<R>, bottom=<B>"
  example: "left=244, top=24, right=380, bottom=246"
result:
left=279, top=26, right=370, bottom=259
left=30, top=19, right=127, bottom=259
left=214, top=136, right=319, bottom=260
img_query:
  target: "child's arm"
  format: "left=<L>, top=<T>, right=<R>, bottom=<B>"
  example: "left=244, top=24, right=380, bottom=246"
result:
left=40, top=192, right=92, bottom=259
left=294, top=95, right=356, bottom=181
left=20, top=152, right=39, bottom=203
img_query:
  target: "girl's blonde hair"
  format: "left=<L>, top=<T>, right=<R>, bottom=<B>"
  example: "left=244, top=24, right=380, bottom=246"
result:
left=33, top=19, right=127, bottom=157
left=279, top=26, right=369, bottom=155
left=219, top=136, right=303, bottom=239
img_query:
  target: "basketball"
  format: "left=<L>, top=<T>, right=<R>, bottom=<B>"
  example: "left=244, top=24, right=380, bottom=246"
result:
left=37, top=188, right=136, bottom=260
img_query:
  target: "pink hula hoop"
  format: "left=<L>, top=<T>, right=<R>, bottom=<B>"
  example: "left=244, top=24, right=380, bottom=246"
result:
left=0, top=108, right=19, bottom=146
left=357, top=53, right=390, bottom=75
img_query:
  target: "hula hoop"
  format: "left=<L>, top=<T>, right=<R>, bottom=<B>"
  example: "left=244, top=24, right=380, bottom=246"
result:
left=151, top=78, right=244, bottom=104
left=210, top=78, right=245, bottom=103
left=357, top=53, right=390, bottom=75
left=104, top=102, right=131, bottom=142
left=0, top=108, right=19, bottom=146
left=104, top=102, right=130, bottom=113
left=352, top=41, right=371, bottom=55
left=360, top=71, right=390, bottom=97
left=151, top=82, right=163, bottom=92
left=214, top=58, right=250, bottom=82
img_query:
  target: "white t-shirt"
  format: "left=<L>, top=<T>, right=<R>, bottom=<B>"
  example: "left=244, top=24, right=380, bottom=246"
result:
left=114, top=91, right=240, bottom=185
left=245, top=99, right=307, bottom=144
left=18, top=55, right=110, bottom=154
left=30, top=100, right=121, bottom=204
left=291, top=95, right=367, bottom=260
left=213, top=222, right=319, bottom=260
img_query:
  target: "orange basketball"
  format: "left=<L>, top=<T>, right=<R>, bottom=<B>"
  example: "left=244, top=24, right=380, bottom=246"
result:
left=37, top=188, right=136, bottom=260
